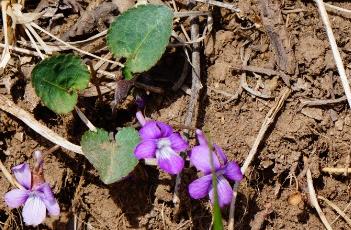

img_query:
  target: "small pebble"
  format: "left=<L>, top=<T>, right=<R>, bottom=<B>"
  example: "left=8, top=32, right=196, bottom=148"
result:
left=288, top=192, right=302, bottom=206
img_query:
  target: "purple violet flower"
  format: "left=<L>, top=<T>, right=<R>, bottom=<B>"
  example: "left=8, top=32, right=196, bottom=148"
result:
left=4, top=151, right=60, bottom=226
left=134, top=111, right=188, bottom=174
left=188, top=130, right=243, bottom=207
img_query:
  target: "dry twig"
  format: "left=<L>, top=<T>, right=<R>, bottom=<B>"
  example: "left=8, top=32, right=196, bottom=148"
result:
left=0, top=0, right=11, bottom=69
left=258, top=0, right=295, bottom=76
left=332, top=202, right=351, bottom=224
left=30, top=23, right=123, bottom=67
left=0, top=95, right=83, bottom=154
left=173, top=1, right=203, bottom=206
left=74, top=107, right=97, bottom=132
left=228, top=88, right=291, bottom=230
left=318, top=195, right=351, bottom=228
left=307, top=169, right=333, bottom=230
left=194, top=0, right=240, bottom=12
left=241, top=88, right=290, bottom=173
left=300, top=96, right=347, bottom=107
left=240, top=74, right=273, bottom=99
left=174, top=11, right=209, bottom=17
left=0, top=160, right=24, bottom=189
left=232, top=64, right=279, bottom=76
left=314, top=0, right=351, bottom=108
left=324, top=3, right=351, bottom=19
left=322, top=167, right=351, bottom=174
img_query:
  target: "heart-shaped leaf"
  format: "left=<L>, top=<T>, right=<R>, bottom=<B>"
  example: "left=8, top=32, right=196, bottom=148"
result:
left=81, top=128, right=140, bottom=184
left=32, top=54, right=90, bottom=114
left=107, top=4, right=173, bottom=79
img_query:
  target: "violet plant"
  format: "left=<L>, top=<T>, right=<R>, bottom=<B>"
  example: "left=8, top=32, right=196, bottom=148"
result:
left=4, top=151, right=60, bottom=226
left=18, top=4, right=243, bottom=226
left=29, top=4, right=175, bottom=185
left=188, top=130, right=243, bottom=207
left=134, top=111, right=188, bottom=174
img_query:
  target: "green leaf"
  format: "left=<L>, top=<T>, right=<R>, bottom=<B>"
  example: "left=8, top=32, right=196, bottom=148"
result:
left=107, top=4, right=173, bottom=79
left=80, top=128, right=140, bottom=184
left=32, top=54, right=90, bottom=114
left=212, top=172, right=224, bottom=230
left=205, top=131, right=224, bottom=230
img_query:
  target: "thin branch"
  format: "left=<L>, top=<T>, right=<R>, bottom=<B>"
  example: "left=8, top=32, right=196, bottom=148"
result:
left=81, top=82, right=117, bottom=97
left=242, top=88, right=290, bottom=173
left=307, top=169, right=333, bottom=230
left=324, top=3, right=351, bottom=19
left=30, top=23, right=124, bottom=67
left=25, top=23, right=52, bottom=54
left=0, top=0, right=11, bottom=69
left=0, top=43, right=41, bottom=56
left=314, top=0, right=351, bottom=108
left=74, top=107, right=97, bottom=132
left=322, top=167, right=351, bottom=174
left=332, top=202, right=351, bottom=224
left=174, top=11, right=209, bottom=18
left=68, top=30, right=108, bottom=45
left=318, top=195, right=351, bottom=228
left=0, top=95, right=83, bottom=154
left=194, top=0, right=240, bottom=12
left=24, top=27, right=45, bottom=59
left=208, top=86, right=239, bottom=98
left=228, top=88, right=291, bottom=230
left=240, top=74, right=273, bottom=99
left=300, top=96, right=346, bottom=107
left=232, top=64, right=279, bottom=76
left=173, top=2, right=203, bottom=206
left=0, top=160, right=24, bottom=189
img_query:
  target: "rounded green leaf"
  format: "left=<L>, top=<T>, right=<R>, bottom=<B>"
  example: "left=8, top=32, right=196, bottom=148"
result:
left=32, top=54, right=90, bottom=114
left=81, top=128, right=140, bottom=184
left=107, top=4, right=173, bottom=79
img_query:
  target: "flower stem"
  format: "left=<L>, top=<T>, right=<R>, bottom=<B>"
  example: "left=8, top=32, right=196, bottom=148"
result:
left=136, top=111, right=146, bottom=126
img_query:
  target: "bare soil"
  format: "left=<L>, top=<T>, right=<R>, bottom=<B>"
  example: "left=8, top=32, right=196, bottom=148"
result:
left=1, top=0, right=351, bottom=229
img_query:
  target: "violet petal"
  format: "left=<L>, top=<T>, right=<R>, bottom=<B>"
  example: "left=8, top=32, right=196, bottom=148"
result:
left=44, top=198, right=60, bottom=216
left=134, top=140, right=157, bottom=159
left=213, top=144, right=227, bottom=164
left=209, top=176, right=233, bottom=207
left=22, top=194, right=47, bottom=226
left=139, top=121, right=162, bottom=139
left=5, top=189, right=29, bottom=208
left=36, top=183, right=55, bottom=202
left=36, top=183, right=60, bottom=216
left=156, top=122, right=173, bottom=137
left=195, top=129, right=208, bottom=146
left=224, top=161, right=243, bottom=182
left=190, top=146, right=220, bottom=174
left=136, top=111, right=146, bottom=126
left=169, top=133, right=188, bottom=152
left=12, top=163, right=32, bottom=190
left=188, top=174, right=212, bottom=199
left=156, top=147, right=184, bottom=174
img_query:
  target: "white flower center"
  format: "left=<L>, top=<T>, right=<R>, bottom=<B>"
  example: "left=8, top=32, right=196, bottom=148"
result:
left=157, top=138, right=171, bottom=149
left=156, top=138, right=173, bottom=159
